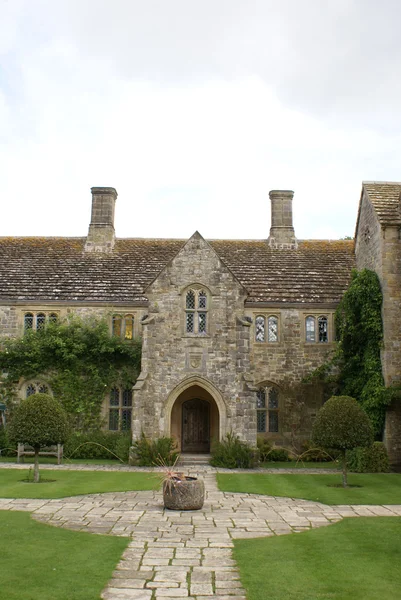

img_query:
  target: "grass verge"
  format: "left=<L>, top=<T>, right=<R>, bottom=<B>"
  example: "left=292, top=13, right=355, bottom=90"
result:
left=217, top=472, right=401, bottom=504
left=260, top=460, right=338, bottom=469
left=233, top=517, right=401, bottom=600
left=0, top=456, right=122, bottom=465
left=0, top=469, right=159, bottom=498
left=0, top=511, right=128, bottom=600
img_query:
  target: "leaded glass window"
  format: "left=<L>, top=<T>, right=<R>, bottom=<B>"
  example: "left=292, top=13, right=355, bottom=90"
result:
left=268, top=316, right=278, bottom=342
left=25, top=381, right=51, bottom=398
left=124, top=315, right=134, bottom=340
left=49, top=313, right=58, bottom=324
left=36, top=313, right=46, bottom=330
left=186, top=291, right=195, bottom=309
left=109, top=387, right=132, bottom=431
left=24, top=313, right=34, bottom=330
left=199, top=312, right=207, bottom=334
left=257, top=385, right=280, bottom=433
left=186, top=312, right=194, bottom=333
left=185, top=288, right=209, bottom=334
left=112, top=315, right=122, bottom=337
left=318, top=316, right=328, bottom=343
left=198, top=291, right=207, bottom=309
left=26, top=384, right=36, bottom=397
left=255, top=316, right=265, bottom=342
left=306, top=316, right=316, bottom=342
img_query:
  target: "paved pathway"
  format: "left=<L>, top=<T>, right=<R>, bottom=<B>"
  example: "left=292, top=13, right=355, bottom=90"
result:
left=1, top=467, right=401, bottom=599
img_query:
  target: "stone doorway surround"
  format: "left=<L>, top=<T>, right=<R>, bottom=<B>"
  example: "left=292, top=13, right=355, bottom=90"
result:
left=165, top=376, right=227, bottom=453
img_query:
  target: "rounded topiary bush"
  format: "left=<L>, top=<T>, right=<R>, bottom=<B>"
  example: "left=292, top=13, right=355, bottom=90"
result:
left=312, top=396, right=373, bottom=487
left=9, top=393, right=69, bottom=482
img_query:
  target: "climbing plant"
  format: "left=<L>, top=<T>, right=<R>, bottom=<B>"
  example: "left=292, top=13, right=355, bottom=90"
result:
left=0, top=315, right=142, bottom=430
left=306, top=269, right=388, bottom=436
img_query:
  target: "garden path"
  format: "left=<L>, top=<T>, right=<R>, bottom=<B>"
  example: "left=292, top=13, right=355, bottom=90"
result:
left=1, top=465, right=401, bottom=599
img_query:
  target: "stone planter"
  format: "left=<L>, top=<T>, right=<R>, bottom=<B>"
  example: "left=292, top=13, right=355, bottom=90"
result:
left=163, top=476, right=205, bottom=510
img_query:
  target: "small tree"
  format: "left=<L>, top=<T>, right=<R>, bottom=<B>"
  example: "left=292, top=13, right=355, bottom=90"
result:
left=9, top=393, right=69, bottom=483
left=312, top=396, right=373, bottom=487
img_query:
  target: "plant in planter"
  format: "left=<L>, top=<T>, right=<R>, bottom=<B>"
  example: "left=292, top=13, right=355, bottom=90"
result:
left=159, top=460, right=205, bottom=511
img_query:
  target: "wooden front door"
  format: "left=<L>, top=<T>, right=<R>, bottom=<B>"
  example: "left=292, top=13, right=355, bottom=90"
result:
left=182, top=399, right=210, bottom=453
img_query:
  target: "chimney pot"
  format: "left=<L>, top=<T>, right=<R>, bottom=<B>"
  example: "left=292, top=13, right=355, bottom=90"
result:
left=85, top=187, right=118, bottom=252
left=268, top=189, right=297, bottom=249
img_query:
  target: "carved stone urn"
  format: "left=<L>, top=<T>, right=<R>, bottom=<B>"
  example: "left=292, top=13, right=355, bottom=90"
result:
left=163, top=476, right=205, bottom=511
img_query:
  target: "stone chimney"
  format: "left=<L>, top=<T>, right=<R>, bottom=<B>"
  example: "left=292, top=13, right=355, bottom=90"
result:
left=268, top=190, right=297, bottom=249
left=85, top=187, right=117, bottom=252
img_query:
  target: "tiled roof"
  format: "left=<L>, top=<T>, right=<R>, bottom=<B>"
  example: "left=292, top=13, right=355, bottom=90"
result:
left=363, top=182, right=401, bottom=225
left=0, top=237, right=355, bottom=305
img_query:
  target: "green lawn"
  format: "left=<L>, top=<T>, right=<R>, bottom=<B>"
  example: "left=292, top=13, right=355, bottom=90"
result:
left=260, top=460, right=339, bottom=469
left=0, top=469, right=159, bottom=498
left=234, top=517, right=401, bottom=600
left=0, top=511, right=128, bottom=600
left=0, top=456, right=122, bottom=465
left=217, top=472, right=401, bottom=504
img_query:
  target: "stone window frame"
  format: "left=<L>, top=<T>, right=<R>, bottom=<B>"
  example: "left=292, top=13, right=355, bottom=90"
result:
left=182, top=284, right=211, bottom=337
left=253, top=313, right=280, bottom=343
left=111, top=313, right=136, bottom=340
left=108, top=386, right=132, bottom=431
left=303, top=313, right=333, bottom=344
left=23, top=311, right=59, bottom=332
left=256, top=382, right=280, bottom=434
left=22, top=380, right=52, bottom=399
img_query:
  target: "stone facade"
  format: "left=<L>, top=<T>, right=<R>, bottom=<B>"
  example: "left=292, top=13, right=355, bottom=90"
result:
left=1, top=181, right=401, bottom=462
left=355, top=182, right=401, bottom=464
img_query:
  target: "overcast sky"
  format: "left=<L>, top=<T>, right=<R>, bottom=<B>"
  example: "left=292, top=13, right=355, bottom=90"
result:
left=1, top=0, right=400, bottom=241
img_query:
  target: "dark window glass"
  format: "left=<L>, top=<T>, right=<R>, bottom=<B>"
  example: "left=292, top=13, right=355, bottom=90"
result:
left=257, top=411, right=266, bottom=432
left=186, top=291, right=195, bottom=309
left=122, top=389, right=132, bottom=407
left=49, top=313, right=58, bottom=324
left=269, top=412, right=279, bottom=433
left=198, top=291, right=207, bottom=309
left=199, top=312, right=207, bottom=333
left=256, top=388, right=266, bottom=409
left=255, top=316, right=265, bottom=342
left=110, top=388, right=119, bottom=406
left=186, top=312, right=194, bottom=333
left=268, top=387, right=279, bottom=409
left=26, top=384, right=36, bottom=397
left=109, top=409, right=119, bottom=431
left=121, top=409, right=132, bottom=431
left=318, top=316, right=328, bottom=343
left=24, top=313, right=34, bottom=330
left=36, top=313, right=46, bottom=330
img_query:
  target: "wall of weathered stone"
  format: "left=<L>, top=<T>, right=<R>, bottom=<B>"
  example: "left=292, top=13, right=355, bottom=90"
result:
left=133, top=232, right=256, bottom=447
left=246, top=307, right=335, bottom=445
left=0, top=306, right=18, bottom=338
left=355, top=192, right=401, bottom=464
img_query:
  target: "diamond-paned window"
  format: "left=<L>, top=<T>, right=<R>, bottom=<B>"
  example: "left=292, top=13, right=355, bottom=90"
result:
left=36, top=313, right=46, bottom=330
left=306, top=316, right=316, bottom=342
left=318, top=316, right=328, bottom=343
left=24, top=313, right=34, bottom=330
left=24, top=312, right=59, bottom=332
left=185, top=288, right=209, bottom=335
left=109, top=387, right=132, bottom=431
left=255, top=316, right=265, bottom=342
left=199, top=312, right=207, bottom=334
left=198, top=292, right=207, bottom=309
left=268, top=316, right=278, bottom=342
left=257, top=385, right=280, bottom=433
left=186, top=291, right=195, bottom=309
left=25, top=381, right=51, bottom=398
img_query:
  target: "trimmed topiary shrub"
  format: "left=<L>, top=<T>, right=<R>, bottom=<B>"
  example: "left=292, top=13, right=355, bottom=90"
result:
left=347, top=442, right=390, bottom=473
left=130, top=433, right=179, bottom=466
left=8, top=393, right=69, bottom=482
left=312, top=395, right=373, bottom=487
left=210, top=432, right=258, bottom=469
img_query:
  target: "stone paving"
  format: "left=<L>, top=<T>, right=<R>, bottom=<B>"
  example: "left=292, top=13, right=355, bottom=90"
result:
left=1, top=466, right=401, bottom=599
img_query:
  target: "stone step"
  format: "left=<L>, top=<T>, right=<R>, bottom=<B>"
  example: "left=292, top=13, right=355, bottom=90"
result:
left=178, top=453, right=211, bottom=466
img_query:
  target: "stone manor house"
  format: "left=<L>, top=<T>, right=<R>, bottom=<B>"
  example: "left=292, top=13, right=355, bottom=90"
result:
left=0, top=183, right=400, bottom=463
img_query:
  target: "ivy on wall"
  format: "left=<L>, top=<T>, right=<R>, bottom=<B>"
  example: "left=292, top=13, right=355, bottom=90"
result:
left=0, top=316, right=142, bottom=430
left=307, top=269, right=388, bottom=436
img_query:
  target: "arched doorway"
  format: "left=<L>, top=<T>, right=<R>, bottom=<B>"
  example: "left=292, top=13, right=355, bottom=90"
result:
left=167, top=379, right=225, bottom=453
left=182, top=398, right=210, bottom=453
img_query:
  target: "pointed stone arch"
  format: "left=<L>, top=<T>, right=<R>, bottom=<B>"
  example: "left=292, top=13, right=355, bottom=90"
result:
left=164, top=375, right=227, bottom=444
